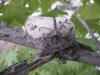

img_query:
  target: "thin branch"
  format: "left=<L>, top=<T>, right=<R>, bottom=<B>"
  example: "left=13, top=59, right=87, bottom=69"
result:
left=76, top=14, right=100, bottom=50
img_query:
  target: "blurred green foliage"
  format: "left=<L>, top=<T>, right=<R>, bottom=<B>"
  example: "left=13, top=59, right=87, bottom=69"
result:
left=0, top=45, right=99, bottom=75
left=0, top=0, right=100, bottom=75
left=0, top=45, right=37, bottom=69
left=0, top=0, right=67, bottom=27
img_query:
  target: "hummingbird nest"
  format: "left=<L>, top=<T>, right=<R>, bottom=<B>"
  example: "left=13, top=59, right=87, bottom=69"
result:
left=23, top=16, right=76, bottom=59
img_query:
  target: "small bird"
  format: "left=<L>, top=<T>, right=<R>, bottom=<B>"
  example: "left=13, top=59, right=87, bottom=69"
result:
left=23, top=15, right=76, bottom=62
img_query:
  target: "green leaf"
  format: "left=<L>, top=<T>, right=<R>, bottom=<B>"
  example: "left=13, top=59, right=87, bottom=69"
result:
left=94, top=0, right=100, bottom=5
left=9, top=19, right=22, bottom=27
left=24, top=0, right=40, bottom=11
left=11, top=0, right=23, bottom=4
left=82, top=0, right=89, bottom=5
left=76, top=3, right=100, bottom=20
left=42, top=8, right=67, bottom=17
left=77, top=37, right=95, bottom=50
left=40, top=0, right=55, bottom=14
left=86, top=19, right=100, bottom=33
left=72, top=16, right=100, bottom=37
left=0, top=47, right=19, bottom=67
left=4, top=50, right=18, bottom=67
left=0, top=6, right=5, bottom=21
left=71, top=15, right=87, bottom=37
left=0, top=15, right=3, bottom=21
left=1, top=1, right=28, bottom=27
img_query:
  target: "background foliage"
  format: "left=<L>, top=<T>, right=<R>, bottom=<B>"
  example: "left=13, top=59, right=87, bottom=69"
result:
left=0, top=0, right=100, bottom=75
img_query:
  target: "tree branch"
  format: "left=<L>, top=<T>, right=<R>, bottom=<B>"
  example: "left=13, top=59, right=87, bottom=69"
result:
left=1, top=22, right=100, bottom=74
left=76, top=14, right=100, bottom=50
left=73, top=49, right=100, bottom=66
left=0, top=46, right=100, bottom=75
left=0, top=22, right=36, bottom=49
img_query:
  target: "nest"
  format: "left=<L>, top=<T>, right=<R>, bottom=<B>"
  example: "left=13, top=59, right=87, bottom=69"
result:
left=32, top=31, right=76, bottom=57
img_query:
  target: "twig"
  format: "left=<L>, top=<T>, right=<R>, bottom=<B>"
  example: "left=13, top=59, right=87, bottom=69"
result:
left=76, top=14, right=100, bottom=50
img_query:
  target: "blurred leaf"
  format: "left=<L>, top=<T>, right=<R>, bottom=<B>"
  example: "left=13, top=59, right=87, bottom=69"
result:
left=40, top=60, right=60, bottom=75
left=96, top=71, right=100, bottom=75
left=77, top=37, right=95, bottom=50
left=0, top=45, right=37, bottom=69
left=72, top=15, right=100, bottom=37
left=9, top=19, right=22, bottom=27
left=0, top=7, right=3, bottom=21
left=24, top=0, right=40, bottom=11
left=94, top=0, right=100, bottom=5
left=86, top=19, right=100, bottom=33
left=0, top=16, right=3, bottom=21
left=42, top=8, right=67, bottom=17
left=11, top=0, right=23, bottom=4
left=39, top=70, right=51, bottom=75
left=71, top=15, right=87, bottom=37
left=82, top=0, right=89, bottom=5
left=1, top=0, right=29, bottom=27
left=16, top=46, right=37, bottom=63
left=40, top=0, right=55, bottom=14
left=4, top=50, right=18, bottom=67
left=0, top=48, right=19, bottom=67
left=29, top=60, right=96, bottom=75
left=76, top=3, right=100, bottom=20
